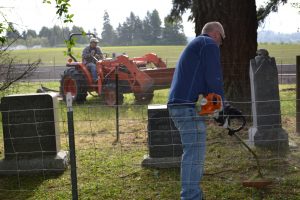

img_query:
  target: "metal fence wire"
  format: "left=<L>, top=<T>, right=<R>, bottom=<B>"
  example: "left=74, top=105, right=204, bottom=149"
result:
left=0, top=59, right=299, bottom=200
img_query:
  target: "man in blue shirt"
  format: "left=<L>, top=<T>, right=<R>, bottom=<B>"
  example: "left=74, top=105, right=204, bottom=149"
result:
left=168, top=21, right=225, bottom=200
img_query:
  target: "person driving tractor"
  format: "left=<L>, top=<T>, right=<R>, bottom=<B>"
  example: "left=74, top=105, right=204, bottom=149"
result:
left=82, top=37, right=103, bottom=83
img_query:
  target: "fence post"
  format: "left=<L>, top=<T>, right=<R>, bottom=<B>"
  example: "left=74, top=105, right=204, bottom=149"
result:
left=66, top=93, right=79, bottom=200
left=115, top=66, right=120, bottom=142
left=296, top=56, right=300, bottom=134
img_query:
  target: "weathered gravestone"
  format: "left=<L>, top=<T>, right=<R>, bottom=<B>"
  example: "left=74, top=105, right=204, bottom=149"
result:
left=248, top=49, right=289, bottom=150
left=142, top=105, right=182, bottom=168
left=0, top=93, right=68, bottom=174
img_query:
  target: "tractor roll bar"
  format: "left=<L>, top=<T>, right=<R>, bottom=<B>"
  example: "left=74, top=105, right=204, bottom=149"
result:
left=67, top=33, right=96, bottom=62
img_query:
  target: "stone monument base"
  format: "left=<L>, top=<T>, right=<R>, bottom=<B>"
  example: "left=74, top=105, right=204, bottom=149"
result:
left=249, top=127, right=289, bottom=151
left=141, top=155, right=181, bottom=168
left=0, top=151, right=68, bottom=175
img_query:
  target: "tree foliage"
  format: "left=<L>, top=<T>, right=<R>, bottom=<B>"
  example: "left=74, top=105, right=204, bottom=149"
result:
left=149, top=10, right=162, bottom=44
left=291, top=2, right=300, bottom=14
left=257, top=0, right=288, bottom=24
left=43, top=0, right=74, bottom=23
left=162, top=17, right=187, bottom=45
left=168, top=0, right=288, bottom=29
left=103, top=10, right=187, bottom=46
left=5, top=25, right=88, bottom=47
left=101, top=11, right=117, bottom=46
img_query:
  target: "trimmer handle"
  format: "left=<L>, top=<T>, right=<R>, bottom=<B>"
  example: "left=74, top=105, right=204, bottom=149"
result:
left=199, top=93, right=222, bottom=116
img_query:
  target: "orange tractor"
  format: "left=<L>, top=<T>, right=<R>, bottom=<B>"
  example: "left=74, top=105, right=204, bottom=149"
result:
left=60, top=33, right=175, bottom=105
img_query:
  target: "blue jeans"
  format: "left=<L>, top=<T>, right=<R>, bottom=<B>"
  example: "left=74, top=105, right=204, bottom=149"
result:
left=168, top=105, right=206, bottom=200
left=87, top=63, right=97, bottom=81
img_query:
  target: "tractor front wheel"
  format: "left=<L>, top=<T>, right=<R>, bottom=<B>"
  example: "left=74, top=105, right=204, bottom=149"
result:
left=60, top=68, right=88, bottom=103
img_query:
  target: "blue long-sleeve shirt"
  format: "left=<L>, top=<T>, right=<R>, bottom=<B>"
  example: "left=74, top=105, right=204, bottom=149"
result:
left=168, top=34, right=224, bottom=106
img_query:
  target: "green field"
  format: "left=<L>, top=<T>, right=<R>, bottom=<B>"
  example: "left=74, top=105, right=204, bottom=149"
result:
left=10, top=43, right=300, bottom=66
left=258, top=43, right=300, bottom=64
left=11, top=46, right=184, bottom=67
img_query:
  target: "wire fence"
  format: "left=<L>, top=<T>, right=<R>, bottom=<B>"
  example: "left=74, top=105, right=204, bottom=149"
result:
left=5, top=63, right=298, bottom=83
left=0, top=59, right=299, bottom=200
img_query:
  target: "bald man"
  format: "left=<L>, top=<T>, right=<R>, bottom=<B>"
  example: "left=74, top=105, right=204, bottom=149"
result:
left=168, top=21, right=225, bottom=200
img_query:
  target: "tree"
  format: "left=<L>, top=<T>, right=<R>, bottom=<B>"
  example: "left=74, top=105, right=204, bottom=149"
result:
left=125, top=12, right=136, bottom=45
left=47, top=25, right=61, bottom=46
left=39, top=26, right=51, bottom=38
left=70, top=26, right=88, bottom=44
left=150, top=10, right=162, bottom=44
left=168, top=0, right=288, bottom=112
left=101, top=11, right=117, bottom=46
left=0, top=21, right=39, bottom=93
left=125, top=12, right=145, bottom=45
left=0, top=0, right=73, bottom=93
left=0, top=49, right=40, bottom=92
left=142, top=11, right=154, bottom=44
left=141, top=10, right=163, bottom=45
left=6, top=22, right=20, bottom=39
left=162, top=17, right=187, bottom=45
left=26, top=29, right=38, bottom=38
left=122, top=12, right=146, bottom=45
left=116, top=22, right=131, bottom=46
left=132, top=16, right=144, bottom=45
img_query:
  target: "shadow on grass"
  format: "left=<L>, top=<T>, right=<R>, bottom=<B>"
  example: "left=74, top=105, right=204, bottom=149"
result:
left=0, top=171, right=66, bottom=200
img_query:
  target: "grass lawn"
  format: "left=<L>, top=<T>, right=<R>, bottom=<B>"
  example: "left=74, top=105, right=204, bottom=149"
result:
left=0, top=82, right=299, bottom=199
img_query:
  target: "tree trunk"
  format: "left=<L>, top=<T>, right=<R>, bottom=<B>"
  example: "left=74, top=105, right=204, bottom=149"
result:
left=193, top=0, right=258, bottom=113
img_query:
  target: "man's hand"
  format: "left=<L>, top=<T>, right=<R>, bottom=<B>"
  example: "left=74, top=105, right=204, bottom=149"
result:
left=214, top=105, right=243, bottom=126
left=95, top=53, right=104, bottom=60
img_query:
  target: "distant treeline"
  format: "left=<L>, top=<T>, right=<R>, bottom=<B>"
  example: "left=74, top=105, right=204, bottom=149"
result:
left=258, top=31, right=300, bottom=43
left=6, top=10, right=187, bottom=47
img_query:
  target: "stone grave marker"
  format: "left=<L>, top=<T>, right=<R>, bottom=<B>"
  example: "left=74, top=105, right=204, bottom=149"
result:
left=0, top=93, right=68, bottom=174
left=142, top=105, right=182, bottom=168
left=248, top=49, right=289, bottom=150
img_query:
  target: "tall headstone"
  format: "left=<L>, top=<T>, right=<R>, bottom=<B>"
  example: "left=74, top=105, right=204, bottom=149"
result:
left=249, top=49, right=289, bottom=150
left=0, top=93, right=68, bottom=174
left=142, top=105, right=182, bottom=168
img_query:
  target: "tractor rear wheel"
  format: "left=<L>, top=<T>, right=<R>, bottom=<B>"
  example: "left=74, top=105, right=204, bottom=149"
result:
left=60, top=68, right=88, bottom=103
left=104, top=89, right=124, bottom=106
left=134, top=90, right=154, bottom=104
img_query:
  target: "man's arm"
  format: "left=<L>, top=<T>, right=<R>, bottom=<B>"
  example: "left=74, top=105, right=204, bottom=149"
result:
left=82, top=47, right=90, bottom=59
left=95, top=47, right=103, bottom=59
left=203, top=44, right=225, bottom=100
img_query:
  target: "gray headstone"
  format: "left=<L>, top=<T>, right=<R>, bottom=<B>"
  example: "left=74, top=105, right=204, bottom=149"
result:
left=248, top=49, right=289, bottom=151
left=142, top=105, right=182, bottom=168
left=0, top=93, right=68, bottom=174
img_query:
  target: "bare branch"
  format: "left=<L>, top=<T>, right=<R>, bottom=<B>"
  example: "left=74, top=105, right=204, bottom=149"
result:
left=0, top=54, right=40, bottom=91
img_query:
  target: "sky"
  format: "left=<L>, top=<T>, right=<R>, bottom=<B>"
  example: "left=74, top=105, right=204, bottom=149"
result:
left=1, top=0, right=300, bottom=37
